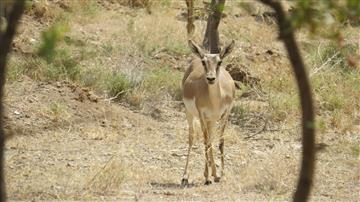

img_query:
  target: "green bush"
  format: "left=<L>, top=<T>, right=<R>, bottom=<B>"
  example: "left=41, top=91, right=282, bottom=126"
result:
left=37, top=24, right=68, bottom=61
left=79, top=67, right=105, bottom=91
left=105, top=72, right=133, bottom=99
left=141, top=67, right=182, bottom=101
left=231, top=104, right=247, bottom=120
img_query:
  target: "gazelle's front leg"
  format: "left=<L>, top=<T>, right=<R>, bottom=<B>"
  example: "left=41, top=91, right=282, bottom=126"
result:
left=181, top=111, right=195, bottom=187
left=206, top=120, right=220, bottom=182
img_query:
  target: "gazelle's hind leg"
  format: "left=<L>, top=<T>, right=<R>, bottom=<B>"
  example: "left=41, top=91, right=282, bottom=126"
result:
left=218, top=109, right=231, bottom=181
left=181, top=110, right=195, bottom=187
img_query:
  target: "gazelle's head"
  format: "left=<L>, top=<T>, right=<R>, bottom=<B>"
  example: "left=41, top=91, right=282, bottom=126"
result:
left=189, top=40, right=235, bottom=85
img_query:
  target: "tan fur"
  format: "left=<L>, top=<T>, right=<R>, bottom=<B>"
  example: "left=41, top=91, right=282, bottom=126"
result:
left=182, top=57, right=235, bottom=119
left=181, top=41, right=235, bottom=186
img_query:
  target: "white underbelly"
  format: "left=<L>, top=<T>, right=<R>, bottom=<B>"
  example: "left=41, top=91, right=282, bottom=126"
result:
left=184, top=97, right=231, bottom=121
left=202, top=104, right=230, bottom=120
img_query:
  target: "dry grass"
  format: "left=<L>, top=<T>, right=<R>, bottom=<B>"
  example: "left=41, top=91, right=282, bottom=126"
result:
left=85, top=159, right=126, bottom=194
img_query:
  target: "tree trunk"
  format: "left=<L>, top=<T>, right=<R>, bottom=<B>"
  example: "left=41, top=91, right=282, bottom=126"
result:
left=185, top=0, right=195, bottom=37
left=0, top=0, right=5, bottom=30
left=202, top=0, right=225, bottom=53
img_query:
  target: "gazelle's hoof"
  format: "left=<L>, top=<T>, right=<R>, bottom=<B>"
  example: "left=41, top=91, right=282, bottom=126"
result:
left=204, top=180, right=212, bottom=185
left=181, top=178, right=189, bottom=187
left=214, top=177, right=221, bottom=182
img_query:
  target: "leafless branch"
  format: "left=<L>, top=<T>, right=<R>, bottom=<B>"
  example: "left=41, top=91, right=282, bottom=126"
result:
left=310, top=51, right=340, bottom=76
left=258, top=0, right=316, bottom=202
left=105, top=90, right=128, bottom=104
left=0, top=0, right=26, bottom=200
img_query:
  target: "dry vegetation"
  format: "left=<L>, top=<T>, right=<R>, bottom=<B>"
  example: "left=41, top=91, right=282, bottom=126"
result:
left=3, top=0, right=360, bottom=201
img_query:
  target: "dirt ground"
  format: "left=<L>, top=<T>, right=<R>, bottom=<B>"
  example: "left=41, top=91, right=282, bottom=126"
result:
left=3, top=1, right=360, bottom=201
left=4, top=77, right=359, bottom=201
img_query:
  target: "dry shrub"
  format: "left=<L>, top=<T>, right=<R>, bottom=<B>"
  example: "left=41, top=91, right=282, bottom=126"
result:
left=25, top=0, right=62, bottom=21
left=86, top=160, right=125, bottom=193
left=111, top=0, right=173, bottom=13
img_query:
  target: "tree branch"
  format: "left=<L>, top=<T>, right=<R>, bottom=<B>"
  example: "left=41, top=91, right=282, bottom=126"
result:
left=258, top=0, right=315, bottom=202
left=0, top=0, right=26, bottom=200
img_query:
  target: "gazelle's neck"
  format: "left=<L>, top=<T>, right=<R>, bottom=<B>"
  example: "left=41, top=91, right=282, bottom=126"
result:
left=207, top=81, right=220, bottom=92
left=206, top=81, right=221, bottom=105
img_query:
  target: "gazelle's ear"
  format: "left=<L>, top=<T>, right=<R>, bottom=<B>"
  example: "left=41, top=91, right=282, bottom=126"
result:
left=220, top=40, right=235, bottom=59
left=188, top=40, right=205, bottom=58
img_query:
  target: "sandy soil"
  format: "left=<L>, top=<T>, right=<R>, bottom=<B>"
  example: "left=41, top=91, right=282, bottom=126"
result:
left=4, top=76, right=359, bottom=201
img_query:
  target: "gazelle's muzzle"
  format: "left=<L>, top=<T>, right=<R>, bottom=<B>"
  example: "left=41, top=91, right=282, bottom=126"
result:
left=206, top=71, right=217, bottom=84
left=206, top=76, right=216, bottom=84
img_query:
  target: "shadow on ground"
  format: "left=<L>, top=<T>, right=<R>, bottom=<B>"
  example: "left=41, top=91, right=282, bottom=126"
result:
left=150, top=182, right=198, bottom=189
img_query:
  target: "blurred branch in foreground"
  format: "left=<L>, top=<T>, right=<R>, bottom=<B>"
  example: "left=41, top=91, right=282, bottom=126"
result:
left=0, top=0, right=26, bottom=200
left=258, top=0, right=315, bottom=202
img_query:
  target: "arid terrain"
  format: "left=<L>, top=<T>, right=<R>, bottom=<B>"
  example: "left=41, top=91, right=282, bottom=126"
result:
left=3, top=0, right=359, bottom=201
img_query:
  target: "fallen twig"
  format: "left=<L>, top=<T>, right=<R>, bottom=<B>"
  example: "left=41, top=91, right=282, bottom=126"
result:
left=105, top=90, right=128, bottom=103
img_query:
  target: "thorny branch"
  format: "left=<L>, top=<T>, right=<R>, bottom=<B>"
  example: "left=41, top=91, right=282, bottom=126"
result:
left=258, top=0, right=315, bottom=202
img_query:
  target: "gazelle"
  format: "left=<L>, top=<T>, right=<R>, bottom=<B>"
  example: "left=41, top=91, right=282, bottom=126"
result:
left=181, top=40, right=235, bottom=186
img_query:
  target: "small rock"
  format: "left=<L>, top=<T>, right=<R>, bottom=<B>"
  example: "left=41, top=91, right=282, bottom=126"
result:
left=56, top=82, right=62, bottom=88
left=266, top=50, right=274, bottom=55
left=88, top=92, right=98, bottom=103
left=150, top=108, right=162, bottom=120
